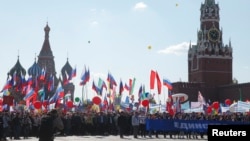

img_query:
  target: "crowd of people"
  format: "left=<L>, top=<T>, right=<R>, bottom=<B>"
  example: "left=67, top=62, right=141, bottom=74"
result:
left=0, top=109, right=250, bottom=141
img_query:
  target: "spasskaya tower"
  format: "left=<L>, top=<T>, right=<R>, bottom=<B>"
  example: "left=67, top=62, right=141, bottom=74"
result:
left=188, top=0, right=232, bottom=86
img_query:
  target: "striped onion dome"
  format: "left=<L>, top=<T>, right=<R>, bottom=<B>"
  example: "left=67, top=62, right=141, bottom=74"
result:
left=61, top=58, right=72, bottom=80
left=28, top=60, right=42, bottom=76
left=9, top=56, right=26, bottom=77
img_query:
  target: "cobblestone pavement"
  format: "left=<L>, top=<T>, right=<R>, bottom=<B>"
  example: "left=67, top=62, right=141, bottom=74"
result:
left=5, top=135, right=207, bottom=141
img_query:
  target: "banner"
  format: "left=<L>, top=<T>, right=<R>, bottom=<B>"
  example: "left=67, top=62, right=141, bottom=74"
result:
left=3, top=95, right=14, bottom=106
left=146, top=119, right=250, bottom=133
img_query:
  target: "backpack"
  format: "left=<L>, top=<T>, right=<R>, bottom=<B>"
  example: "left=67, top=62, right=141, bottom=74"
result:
left=39, top=116, right=54, bottom=138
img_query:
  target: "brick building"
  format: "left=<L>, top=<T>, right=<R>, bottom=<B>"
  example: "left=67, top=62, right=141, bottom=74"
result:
left=172, top=0, right=250, bottom=103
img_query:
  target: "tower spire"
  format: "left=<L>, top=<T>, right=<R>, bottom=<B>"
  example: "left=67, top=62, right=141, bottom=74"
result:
left=17, top=49, right=19, bottom=60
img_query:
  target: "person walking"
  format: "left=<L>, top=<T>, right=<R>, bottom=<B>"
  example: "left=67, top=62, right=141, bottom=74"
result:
left=2, top=112, right=11, bottom=141
left=38, top=109, right=64, bottom=141
left=131, top=111, right=140, bottom=138
left=12, top=112, right=21, bottom=140
left=138, top=111, right=147, bottom=138
left=117, top=111, right=127, bottom=138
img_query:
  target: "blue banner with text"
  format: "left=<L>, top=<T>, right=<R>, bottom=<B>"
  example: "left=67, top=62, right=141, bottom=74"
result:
left=146, top=119, right=250, bottom=133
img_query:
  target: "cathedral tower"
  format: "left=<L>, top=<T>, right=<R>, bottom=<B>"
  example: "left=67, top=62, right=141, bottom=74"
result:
left=37, top=23, right=59, bottom=99
left=188, top=0, right=232, bottom=86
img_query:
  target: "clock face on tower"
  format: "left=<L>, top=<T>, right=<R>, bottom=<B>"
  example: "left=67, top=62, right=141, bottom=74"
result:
left=208, top=28, right=220, bottom=42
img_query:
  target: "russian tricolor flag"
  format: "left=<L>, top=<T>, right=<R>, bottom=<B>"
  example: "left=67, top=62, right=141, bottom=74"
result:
left=163, top=78, right=173, bottom=90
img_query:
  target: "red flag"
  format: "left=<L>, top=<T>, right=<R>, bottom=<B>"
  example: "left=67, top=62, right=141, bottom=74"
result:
left=150, top=70, right=156, bottom=89
left=155, top=71, right=162, bottom=94
left=166, top=90, right=174, bottom=116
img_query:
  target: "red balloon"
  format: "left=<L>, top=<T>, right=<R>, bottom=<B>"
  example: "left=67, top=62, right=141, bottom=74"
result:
left=67, top=101, right=73, bottom=108
left=141, top=99, right=149, bottom=107
left=34, top=101, right=42, bottom=109
left=212, top=101, right=219, bottom=109
left=207, top=106, right=212, bottom=113
left=0, top=99, right=3, bottom=105
left=92, top=96, right=101, bottom=105
left=225, top=99, right=231, bottom=105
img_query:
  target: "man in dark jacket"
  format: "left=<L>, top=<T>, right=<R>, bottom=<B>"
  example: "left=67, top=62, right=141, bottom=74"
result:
left=38, top=109, right=64, bottom=141
left=117, top=111, right=127, bottom=138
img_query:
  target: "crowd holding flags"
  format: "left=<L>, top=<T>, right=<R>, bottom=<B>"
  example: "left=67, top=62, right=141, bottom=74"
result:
left=1, top=66, right=249, bottom=115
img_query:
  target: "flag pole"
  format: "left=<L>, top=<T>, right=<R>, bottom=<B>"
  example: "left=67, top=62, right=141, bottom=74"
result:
left=239, top=88, right=242, bottom=101
left=158, top=92, right=161, bottom=112
left=164, top=88, right=166, bottom=105
left=85, top=83, right=89, bottom=104
left=82, top=85, right=84, bottom=104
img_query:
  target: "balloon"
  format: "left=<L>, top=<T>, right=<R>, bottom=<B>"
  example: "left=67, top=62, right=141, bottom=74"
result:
left=225, top=99, right=231, bottom=105
left=212, top=101, right=219, bottom=109
left=33, top=101, right=42, bottom=109
left=147, top=45, right=152, bottom=50
left=0, top=99, right=3, bottom=105
left=92, top=96, right=101, bottom=105
left=67, top=101, right=73, bottom=108
left=75, top=97, right=80, bottom=102
left=141, top=99, right=149, bottom=107
left=88, top=41, right=91, bottom=43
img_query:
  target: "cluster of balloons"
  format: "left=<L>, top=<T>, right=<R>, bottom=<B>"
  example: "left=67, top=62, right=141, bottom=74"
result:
left=33, top=101, right=49, bottom=109
left=206, top=101, right=219, bottom=114
left=206, top=99, right=232, bottom=114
